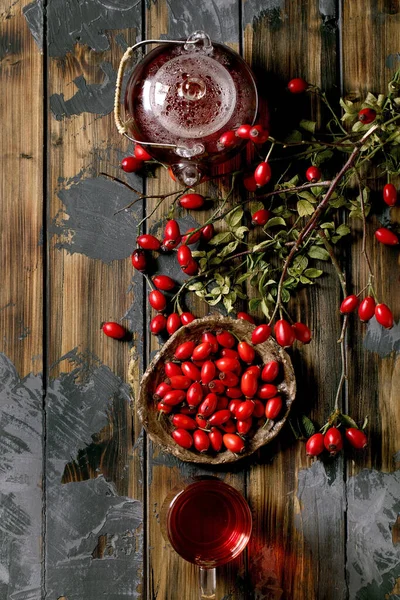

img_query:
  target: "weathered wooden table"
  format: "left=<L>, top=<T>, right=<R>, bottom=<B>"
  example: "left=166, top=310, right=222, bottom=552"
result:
left=1, top=1, right=399, bottom=598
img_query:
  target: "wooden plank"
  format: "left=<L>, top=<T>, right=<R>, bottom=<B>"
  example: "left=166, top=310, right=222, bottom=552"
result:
left=144, top=2, right=249, bottom=599
left=44, top=4, right=145, bottom=598
left=0, top=1, right=43, bottom=598
left=243, top=2, right=347, bottom=599
left=342, top=3, right=400, bottom=598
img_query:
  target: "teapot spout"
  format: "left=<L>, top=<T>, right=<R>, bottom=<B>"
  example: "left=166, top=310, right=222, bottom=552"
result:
left=172, top=162, right=205, bottom=187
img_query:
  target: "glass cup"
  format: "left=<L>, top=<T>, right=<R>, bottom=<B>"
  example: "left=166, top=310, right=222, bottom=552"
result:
left=160, top=476, right=252, bottom=599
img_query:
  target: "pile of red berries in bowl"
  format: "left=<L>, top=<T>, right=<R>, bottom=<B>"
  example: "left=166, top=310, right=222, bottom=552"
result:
left=136, top=315, right=296, bottom=464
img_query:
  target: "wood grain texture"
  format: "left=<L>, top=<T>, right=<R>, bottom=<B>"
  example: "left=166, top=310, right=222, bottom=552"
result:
left=0, top=0, right=43, bottom=377
left=244, top=2, right=346, bottom=599
left=342, top=0, right=400, bottom=476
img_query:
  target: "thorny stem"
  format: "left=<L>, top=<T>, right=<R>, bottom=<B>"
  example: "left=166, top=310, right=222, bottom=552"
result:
left=268, top=124, right=380, bottom=325
left=353, top=169, right=375, bottom=278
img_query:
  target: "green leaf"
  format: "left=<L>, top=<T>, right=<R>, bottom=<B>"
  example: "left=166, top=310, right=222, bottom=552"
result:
left=219, top=240, right=239, bottom=258
left=340, top=414, right=358, bottom=429
left=293, top=255, right=308, bottom=273
left=300, top=275, right=312, bottom=284
left=249, top=297, right=262, bottom=311
left=236, top=272, right=252, bottom=284
left=304, top=268, right=323, bottom=278
left=226, top=206, right=243, bottom=228
left=320, top=222, right=335, bottom=230
left=335, top=224, right=351, bottom=237
left=215, top=273, right=224, bottom=286
left=188, top=282, right=205, bottom=291
left=298, top=191, right=317, bottom=203
left=314, top=149, right=333, bottom=165
left=281, top=288, right=291, bottom=303
left=301, top=415, right=316, bottom=437
left=223, top=296, right=234, bottom=313
left=250, top=201, right=265, bottom=215
left=265, top=217, right=286, bottom=228
left=284, top=129, right=302, bottom=143
left=234, top=226, right=249, bottom=239
left=297, top=199, right=315, bottom=217
left=209, top=232, right=234, bottom=245
left=210, top=287, right=221, bottom=296
left=208, top=295, right=222, bottom=306
left=329, top=196, right=346, bottom=208
left=260, top=298, right=270, bottom=317
left=308, top=246, right=330, bottom=261
left=299, top=119, right=316, bottom=134
left=191, top=250, right=206, bottom=258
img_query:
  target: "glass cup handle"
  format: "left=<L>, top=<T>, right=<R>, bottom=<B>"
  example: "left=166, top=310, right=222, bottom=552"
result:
left=199, top=567, right=216, bottom=599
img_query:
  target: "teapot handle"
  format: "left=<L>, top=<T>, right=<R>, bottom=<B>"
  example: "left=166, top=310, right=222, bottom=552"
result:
left=114, top=38, right=203, bottom=152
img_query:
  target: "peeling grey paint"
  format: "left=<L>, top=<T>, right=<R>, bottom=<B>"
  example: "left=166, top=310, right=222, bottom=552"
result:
left=297, top=461, right=400, bottom=600
left=50, top=62, right=119, bottom=121
left=347, top=469, right=400, bottom=599
left=163, top=0, right=238, bottom=44
left=0, top=353, right=43, bottom=600
left=46, top=349, right=143, bottom=599
left=49, top=176, right=143, bottom=263
left=386, top=54, right=400, bottom=69
left=363, top=318, right=400, bottom=357
left=22, top=0, right=44, bottom=51
left=243, top=1, right=284, bottom=31
left=24, top=0, right=141, bottom=58
left=296, top=460, right=347, bottom=599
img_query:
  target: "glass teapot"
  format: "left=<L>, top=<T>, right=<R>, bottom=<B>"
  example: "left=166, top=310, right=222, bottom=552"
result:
left=114, top=31, right=259, bottom=186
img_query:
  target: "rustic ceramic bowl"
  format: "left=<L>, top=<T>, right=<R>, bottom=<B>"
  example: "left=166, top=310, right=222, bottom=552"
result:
left=135, top=315, right=296, bottom=464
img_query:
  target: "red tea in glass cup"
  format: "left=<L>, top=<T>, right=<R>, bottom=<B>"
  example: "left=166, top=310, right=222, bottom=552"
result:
left=161, top=477, right=252, bottom=598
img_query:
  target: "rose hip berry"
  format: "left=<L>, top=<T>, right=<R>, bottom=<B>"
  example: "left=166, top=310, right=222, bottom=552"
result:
left=254, top=162, right=272, bottom=187
left=218, top=130, right=238, bottom=148
left=179, top=193, right=205, bottom=210
left=243, top=173, right=258, bottom=192
left=166, top=313, right=181, bottom=335
left=187, top=382, right=204, bottom=407
left=292, top=322, right=312, bottom=344
left=198, top=393, right=218, bottom=417
left=216, top=330, right=236, bottom=348
left=172, top=414, right=197, bottom=430
left=165, top=362, right=182, bottom=377
left=182, top=259, right=199, bottom=275
left=150, top=314, right=167, bottom=335
left=177, top=245, right=192, bottom=268
left=121, top=156, right=143, bottom=173
left=172, top=429, right=193, bottom=449
left=237, top=341, right=255, bottom=364
left=324, top=427, right=343, bottom=455
left=192, top=342, right=213, bottom=361
left=223, top=433, right=245, bottom=453
left=193, top=429, right=210, bottom=453
left=288, top=77, right=308, bottom=94
left=257, top=383, right=278, bottom=400
left=208, top=409, right=232, bottom=426
left=274, top=319, right=295, bottom=347
left=181, top=312, right=195, bottom=325
left=265, top=396, right=283, bottom=420
left=236, top=124, right=252, bottom=139
left=164, top=219, right=181, bottom=242
left=237, top=312, right=255, bottom=324
left=131, top=249, right=147, bottom=272
left=162, top=389, right=186, bottom=406
left=345, top=428, right=368, bottom=449
left=209, top=427, right=223, bottom=452
left=305, top=433, right=325, bottom=457
left=149, top=290, right=167, bottom=312
left=182, top=228, right=202, bottom=245
left=241, top=372, right=258, bottom=398
left=137, top=234, right=161, bottom=251
left=215, top=358, right=240, bottom=373
left=383, top=183, right=397, bottom=207
left=252, top=209, right=271, bottom=226
left=251, top=324, right=271, bottom=345
left=134, top=144, right=152, bottom=161
left=305, top=166, right=321, bottom=183
left=358, top=296, right=376, bottom=322
left=358, top=108, right=376, bottom=124
left=202, top=332, right=219, bottom=353
left=261, top=360, right=280, bottom=382
left=181, top=361, right=201, bottom=381
left=154, top=382, right=171, bottom=400
left=375, top=303, right=394, bottom=329
left=201, top=224, right=215, bottom=242
left=249, top=125, right=269, bottom=144
left=340, top=294, right=359, bottom=314
left=102, top=322, right=127, bottom=339
left=168, top=375, right=192, bottom=390
left=201, top=361, right=216, bottom=385
left=375, top=227, right=399, bottom=246
left=152, top=275, right=175, bottom=291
